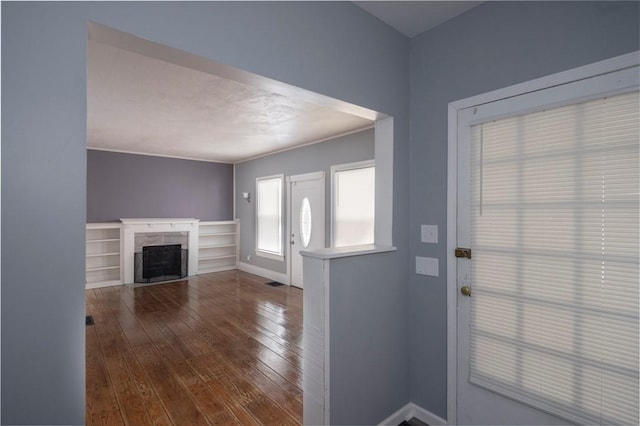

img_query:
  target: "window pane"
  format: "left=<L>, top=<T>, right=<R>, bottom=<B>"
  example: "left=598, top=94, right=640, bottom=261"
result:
left=334, top=166, right=375, bottom=247
left=469, top=91, right=639, bottom=425
left=300, top=197, right=312, bottom=248
left=257, top=177, right=282, bottom=255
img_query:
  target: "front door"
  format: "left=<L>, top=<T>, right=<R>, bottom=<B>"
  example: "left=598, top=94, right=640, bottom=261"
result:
left=290, top=172, right=325, bottom=289
left=455, top=66, right=639, bottom=425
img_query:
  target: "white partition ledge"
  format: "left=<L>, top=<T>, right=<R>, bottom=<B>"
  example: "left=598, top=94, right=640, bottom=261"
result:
left=300, top=244, right=396, bottom=260
left=300, top=243, right=396, bottom=425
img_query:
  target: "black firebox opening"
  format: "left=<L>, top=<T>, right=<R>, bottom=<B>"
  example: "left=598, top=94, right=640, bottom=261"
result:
left=134, top=244, right=188, bottom=284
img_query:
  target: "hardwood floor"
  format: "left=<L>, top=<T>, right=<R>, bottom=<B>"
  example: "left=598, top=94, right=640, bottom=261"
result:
left=86, top=270, right=303, bottom=425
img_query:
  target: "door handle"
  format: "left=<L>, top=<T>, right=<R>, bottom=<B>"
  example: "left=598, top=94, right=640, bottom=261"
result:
left=460, top=286, right=472, bottom=297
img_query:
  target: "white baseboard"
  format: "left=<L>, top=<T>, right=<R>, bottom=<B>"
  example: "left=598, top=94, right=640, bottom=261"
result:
left=379, top=402, right=413, bottom=425
left=379, top=402, right=447, bottom=426
left=197, top=265, right=238, bottom=275
left=238, top=261, right=289, bottom=285
left=411, top=403, right=447, bottom=425
left=86, top=280, right=123, bottom=290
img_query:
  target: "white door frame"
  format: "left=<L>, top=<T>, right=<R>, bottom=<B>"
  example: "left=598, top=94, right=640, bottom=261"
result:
left=446, top=51, right=639, bottom=425
left=286, top=171, right=325, bottom=286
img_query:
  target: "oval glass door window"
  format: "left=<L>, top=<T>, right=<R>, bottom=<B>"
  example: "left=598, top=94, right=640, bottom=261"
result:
left=300, top=197, right=312, bottom=248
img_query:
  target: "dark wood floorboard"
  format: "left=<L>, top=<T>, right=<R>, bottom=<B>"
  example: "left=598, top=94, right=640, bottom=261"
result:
left=86, top=270, right=303, bottom=426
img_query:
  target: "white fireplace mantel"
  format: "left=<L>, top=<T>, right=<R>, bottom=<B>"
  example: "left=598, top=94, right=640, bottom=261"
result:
left=120, top=218, right=200, bottom=284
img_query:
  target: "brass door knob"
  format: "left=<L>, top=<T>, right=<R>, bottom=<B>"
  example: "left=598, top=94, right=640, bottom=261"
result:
left=460, top=286, right=472, bottom=297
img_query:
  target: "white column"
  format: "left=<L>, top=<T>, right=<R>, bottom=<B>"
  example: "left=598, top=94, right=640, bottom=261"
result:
left=302, top=254, right=330, bottom=426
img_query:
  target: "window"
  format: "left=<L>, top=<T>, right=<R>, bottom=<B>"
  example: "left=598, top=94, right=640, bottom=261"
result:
left=300, top=197, right=312, bottom=248
left=256, top=175, right=283, bottom=260
left=468, top=91, right=639, bottom=425
left=331, top=160, right=375, bottom=247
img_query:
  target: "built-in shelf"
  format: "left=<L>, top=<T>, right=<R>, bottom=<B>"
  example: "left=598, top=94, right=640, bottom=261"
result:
left=199, top=254, right=237, bottom=261
left=86, top=252, right=120, bottom=258
left=87, top=238, right=120, bottom=243
left=199, top=243, right=237, bottom=249
left=197, top=221, right=239, bottom=274
left=86, top=220, right=240, bottom=287
left=86, top=265, right=120, bottom=272
left=86, top=223, right=122, bottom=288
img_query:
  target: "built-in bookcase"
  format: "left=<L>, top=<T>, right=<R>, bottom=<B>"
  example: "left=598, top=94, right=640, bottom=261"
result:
left=86, top=223, right=122, bottom=288
left=85, top=220, right=239, bottom=288
left=198, top=220, right=239, bottom=274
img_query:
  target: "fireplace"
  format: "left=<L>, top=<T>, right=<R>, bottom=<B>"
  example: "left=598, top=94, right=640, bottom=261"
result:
left=134, top=244, right=188, bottom=283
left=120, top=218, right=200, bottom=284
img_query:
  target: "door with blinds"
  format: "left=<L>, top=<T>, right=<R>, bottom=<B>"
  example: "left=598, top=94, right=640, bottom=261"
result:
left=456, top=66, right=639, bottom=425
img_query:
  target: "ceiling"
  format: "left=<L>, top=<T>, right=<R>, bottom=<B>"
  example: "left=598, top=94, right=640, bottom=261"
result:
left=88, top=3, right=483, bottom=163
left=353, top=1, right=483, bottom=38
left=87, top=39, right=375, bottom=163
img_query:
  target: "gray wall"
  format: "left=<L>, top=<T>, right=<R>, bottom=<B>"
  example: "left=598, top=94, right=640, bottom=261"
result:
left=8, top=2, right=632, bottom=424
left=87, top=150, right=233, bottom=222
left=1, top=2, right=410, bottom=424
left=329, top=251, right=408, bottom=425
left=408, top=1, right=640, bottom=418
left=235, top=129, right=374, bottom=274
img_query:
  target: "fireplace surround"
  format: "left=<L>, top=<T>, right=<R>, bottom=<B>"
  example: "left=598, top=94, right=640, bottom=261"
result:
left=121, top=218, right=200, bottom=284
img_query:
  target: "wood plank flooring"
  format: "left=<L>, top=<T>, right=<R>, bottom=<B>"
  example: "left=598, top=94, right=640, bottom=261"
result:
left=86, top=270, right=303, bottom=425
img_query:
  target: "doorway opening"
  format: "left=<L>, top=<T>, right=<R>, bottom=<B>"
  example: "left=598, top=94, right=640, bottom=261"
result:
left=86, top=21, right=394, bottom=424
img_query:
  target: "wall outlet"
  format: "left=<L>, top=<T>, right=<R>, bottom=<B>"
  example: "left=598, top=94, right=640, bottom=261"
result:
left=421, top=225, right=438, bottom=243
left=416, top=256, right=439, bottom=277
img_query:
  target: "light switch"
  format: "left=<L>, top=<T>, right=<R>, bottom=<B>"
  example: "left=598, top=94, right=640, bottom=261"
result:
left=416, top=256, right=439, bottom=277
left=421, top=225, right=438, bottom=243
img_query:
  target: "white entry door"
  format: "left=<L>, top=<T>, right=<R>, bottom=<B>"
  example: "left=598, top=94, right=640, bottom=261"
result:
left=289, top=172, right=325, bottom=289
left=454, top=65, right=639, bottom=425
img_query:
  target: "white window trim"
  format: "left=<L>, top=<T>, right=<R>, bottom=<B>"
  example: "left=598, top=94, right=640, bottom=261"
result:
left=446, top=51, right=640, bottom=425
left=256, top=248, right=284, bottom=261
left=374, top=117, right=393, bottom=247
left=255, top=173, right=285, bottom=261
left=330, top=159, right=375, bottom=247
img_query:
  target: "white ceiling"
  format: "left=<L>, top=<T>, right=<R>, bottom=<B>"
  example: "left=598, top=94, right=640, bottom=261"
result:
left=87, top=40, right=374, bottom=163
left=88, top=3, right=483, bottom=163
left=353, top=1, right=483, bottom=38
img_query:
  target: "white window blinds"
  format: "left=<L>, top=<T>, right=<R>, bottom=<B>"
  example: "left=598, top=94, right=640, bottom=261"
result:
left=469, top=91, right=639, bottom=425
left=256, top=176, right=283, bottom=256
left=333, top=165, right=375, bottom=247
